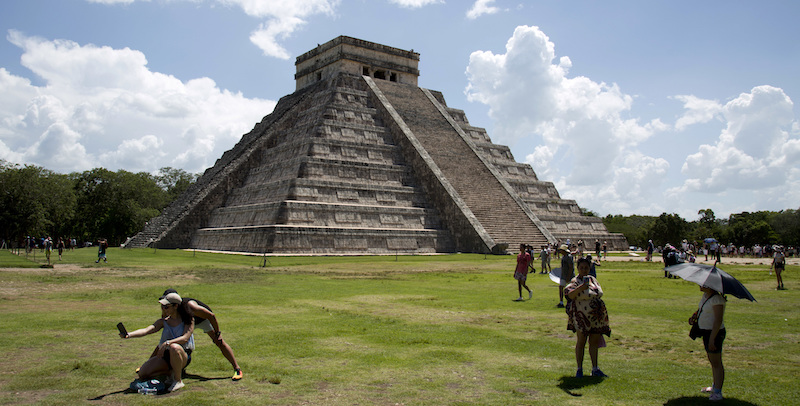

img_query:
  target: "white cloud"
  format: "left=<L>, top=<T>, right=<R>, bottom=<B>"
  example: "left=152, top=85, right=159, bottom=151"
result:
left=0, top=31, right=276, bottom=174
left=388, top=0, right=444, bottom=8
left=219, top=0, right=339, bottom=59
left=673, top=94, right=723, bottom=131
left=466, top=25, right=666, bottom=214
left=466, top=0, right=499, bottom=19
left=674, top=85, right=798, bottom=195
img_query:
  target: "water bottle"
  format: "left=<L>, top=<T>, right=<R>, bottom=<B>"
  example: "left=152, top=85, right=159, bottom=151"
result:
left=138, top=387, right=157, bottom=395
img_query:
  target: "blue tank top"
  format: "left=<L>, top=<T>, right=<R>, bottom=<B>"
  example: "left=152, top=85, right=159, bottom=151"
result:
left=159, top=320, right=195, bottom=351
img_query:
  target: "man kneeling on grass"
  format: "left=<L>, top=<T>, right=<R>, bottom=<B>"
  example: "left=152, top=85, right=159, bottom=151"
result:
left=162, top=289, right=243, bottom=380
left=121, top=292, right=194, bottom=392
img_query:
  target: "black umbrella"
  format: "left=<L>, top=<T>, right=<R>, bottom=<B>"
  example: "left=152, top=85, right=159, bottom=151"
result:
left=667, top=262, right=756, bottom=301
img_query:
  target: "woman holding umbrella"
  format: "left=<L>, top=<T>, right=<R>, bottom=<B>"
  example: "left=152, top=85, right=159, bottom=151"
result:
left=668, top=262, right=756, bottom=402
left=695, top=284, right=726, bottom=401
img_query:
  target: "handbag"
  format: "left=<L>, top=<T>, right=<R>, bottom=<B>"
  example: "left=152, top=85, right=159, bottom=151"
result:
left=689, top=313, right=702, bottom=340
left=688, top=296, right=711, bottom=340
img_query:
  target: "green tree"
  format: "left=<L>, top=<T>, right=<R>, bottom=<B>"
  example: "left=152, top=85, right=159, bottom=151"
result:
left=0, top=161, right=76, bottom=244
left=72, top=169, right=166, bottom=245
left=647, top=213, right=688, bottom=247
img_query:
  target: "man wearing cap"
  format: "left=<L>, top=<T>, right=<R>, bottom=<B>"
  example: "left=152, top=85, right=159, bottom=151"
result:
left=162, top=289, right=243, bottom=380
left=558, top=244, right=574, bottom=308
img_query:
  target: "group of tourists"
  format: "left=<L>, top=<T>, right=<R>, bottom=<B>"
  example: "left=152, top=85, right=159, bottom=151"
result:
left=512, top=237, right=741, bottom=402
left=513, top=242, right=610, bottom=379
left=119, top=289, right=243, bottom=392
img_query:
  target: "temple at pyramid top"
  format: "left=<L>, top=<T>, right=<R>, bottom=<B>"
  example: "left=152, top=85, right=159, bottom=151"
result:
left=295, top=36, right=420, bottom=90
left=126, top=36, right=627, bottom=254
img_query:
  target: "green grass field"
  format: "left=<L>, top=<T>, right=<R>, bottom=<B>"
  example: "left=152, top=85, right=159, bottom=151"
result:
left=0, top=248, right=797, bottom=405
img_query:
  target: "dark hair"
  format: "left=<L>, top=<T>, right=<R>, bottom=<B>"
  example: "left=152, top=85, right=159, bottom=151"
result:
left=577, top=257, right=591, bottom=267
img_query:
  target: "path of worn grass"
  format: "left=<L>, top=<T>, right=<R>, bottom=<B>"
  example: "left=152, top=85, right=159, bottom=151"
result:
left=0, top=248, right=797, bottom=405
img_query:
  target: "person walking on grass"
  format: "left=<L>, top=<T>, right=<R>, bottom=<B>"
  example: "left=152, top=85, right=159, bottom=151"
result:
left=771, top=247, right=786, bottom=290
left=95, top=238, right=108, bottom=263
left=557, top=244, right=573, bottom=308
left=693, top=285, right=727, bottom=401
left=540, top=245, right=550, bottom=274
left=565, top=257, right=610, bottom=378
left=513, top=244, right=533, bottom=301
left=120, top=292, right=194, bottom=392
left=162, top=289, right=244, bottom=380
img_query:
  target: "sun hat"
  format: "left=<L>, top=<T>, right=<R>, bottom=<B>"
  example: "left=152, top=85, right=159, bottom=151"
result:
left=559, top=244, right=569, bottom=252
left=158, top=292, right=182, bottom=305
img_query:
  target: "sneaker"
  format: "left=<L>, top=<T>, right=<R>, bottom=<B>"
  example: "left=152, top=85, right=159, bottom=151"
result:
left=591, top=368, right=608, bottom=377
left=168, top=381, right=184, bottom=392
left=232, top=368, right=243, bottom=381
left=513, top=297, right=524, bottom=302
left=709, top=392, right=723, bottom=401
left=700, top=386, right=713, bottom=393
left=528, top=291, right=533, bottom=300
left=575, top=368, right=583, bottom=378
left=556, top=302, right=565, bottom=308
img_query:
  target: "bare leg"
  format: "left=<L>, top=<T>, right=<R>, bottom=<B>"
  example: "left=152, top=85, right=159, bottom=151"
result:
left=209, top=332, right=240, bottom=370
left=707, top=352, right=724, bottom=391
left=588, top=334, right=600, bottom=369
left=137, top=356, right=169, bottom=380
left=167, top=343, right=188, bottom=385
left=575, top=331, right=588, bottom=369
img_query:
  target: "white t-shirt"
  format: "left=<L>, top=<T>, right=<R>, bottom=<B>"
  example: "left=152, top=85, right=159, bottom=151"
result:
left=698, top=293, right=725, bottom=330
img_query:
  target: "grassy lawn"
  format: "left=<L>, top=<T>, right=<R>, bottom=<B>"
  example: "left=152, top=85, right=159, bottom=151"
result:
left=0, top=248, right=796, bottom=405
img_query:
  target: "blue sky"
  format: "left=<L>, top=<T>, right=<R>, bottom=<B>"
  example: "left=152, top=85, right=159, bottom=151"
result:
left=1, top=0, right=798, bottom=220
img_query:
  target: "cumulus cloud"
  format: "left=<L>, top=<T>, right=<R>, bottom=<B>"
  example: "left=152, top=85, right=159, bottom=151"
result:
left=465, top=25, right=667, bottom=214
left=0, top=30, right=276, bottom=174
left=466, top=0, right=500, bottom=19
left=673, top=86, right=799, bottom=197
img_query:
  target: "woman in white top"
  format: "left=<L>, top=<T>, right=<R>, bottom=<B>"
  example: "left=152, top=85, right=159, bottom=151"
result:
left=120, top=292, right=195, bottom=392
left=694, top=285, right=726, bottom=401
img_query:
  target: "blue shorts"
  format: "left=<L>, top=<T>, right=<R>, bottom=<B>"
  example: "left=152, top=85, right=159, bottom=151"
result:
left=162, top=347, right=192, bottom=369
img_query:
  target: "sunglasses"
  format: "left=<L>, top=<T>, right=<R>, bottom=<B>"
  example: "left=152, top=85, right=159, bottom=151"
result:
left=161, top=303, right=175, bottom=309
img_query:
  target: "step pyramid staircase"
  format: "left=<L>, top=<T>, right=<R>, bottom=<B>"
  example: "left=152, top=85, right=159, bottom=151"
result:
left=126, top=36, right=626, bottom=254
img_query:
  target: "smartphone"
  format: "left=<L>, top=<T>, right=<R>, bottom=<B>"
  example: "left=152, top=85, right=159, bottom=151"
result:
left=117, top=322, right=128, bottom=337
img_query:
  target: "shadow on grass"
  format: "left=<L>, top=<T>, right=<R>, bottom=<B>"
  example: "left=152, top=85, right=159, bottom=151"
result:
left=87, top=373, right=229, bottom=400
left=557, top=375, right=605, bottom=397
left=664, top=396, right=758, bottom=405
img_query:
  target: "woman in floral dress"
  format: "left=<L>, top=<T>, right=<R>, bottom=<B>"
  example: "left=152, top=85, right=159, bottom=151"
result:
left=565, top=257, right=611, bottom=378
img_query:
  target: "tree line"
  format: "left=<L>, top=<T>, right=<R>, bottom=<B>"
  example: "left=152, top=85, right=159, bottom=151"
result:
left=0, top=160, right=198, bottom=248
left=3, top=159, right=797, bottom=252
left=603, top=208, right=800, bottom=250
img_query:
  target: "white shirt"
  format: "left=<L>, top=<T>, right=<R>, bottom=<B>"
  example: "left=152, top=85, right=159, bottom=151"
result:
left=697, top=293, right=725, bottom=330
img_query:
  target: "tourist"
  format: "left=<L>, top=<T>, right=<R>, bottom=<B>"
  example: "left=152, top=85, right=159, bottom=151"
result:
left=57, top=237, right=65, bottom=260
left=586, top=254, right=599, bottom=278
left=595, top=239, right=601, bottom=259
left=96, top=238, right=108, bottom=263
left=162, top=289, right=244, bottom=380
left=602, top=241, right=608, bottom=260
left=692, top=285, right=727, bottom=401
left=557, top=244, right=574, bottom=308
left=120, top=292, right=195, bottom=392
left=565, top=257, right=610, bottom=378
left=771, top=247, right=786, bottom=290
left=513, top=244, right=533, bottom=301
left=646, top=240, right=655, bottom=262
left=540, top=245, right=550, bottom=274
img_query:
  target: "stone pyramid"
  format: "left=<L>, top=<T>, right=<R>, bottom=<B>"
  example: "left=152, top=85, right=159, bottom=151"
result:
left=127, top=36, right=627, bottom=254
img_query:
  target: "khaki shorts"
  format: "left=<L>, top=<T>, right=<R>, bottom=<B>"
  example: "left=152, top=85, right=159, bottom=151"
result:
left=196, top=319, right=214, bottom=334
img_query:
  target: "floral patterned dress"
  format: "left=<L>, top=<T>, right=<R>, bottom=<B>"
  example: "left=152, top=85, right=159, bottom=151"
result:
left=564, top=275, right=611, bottom=336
